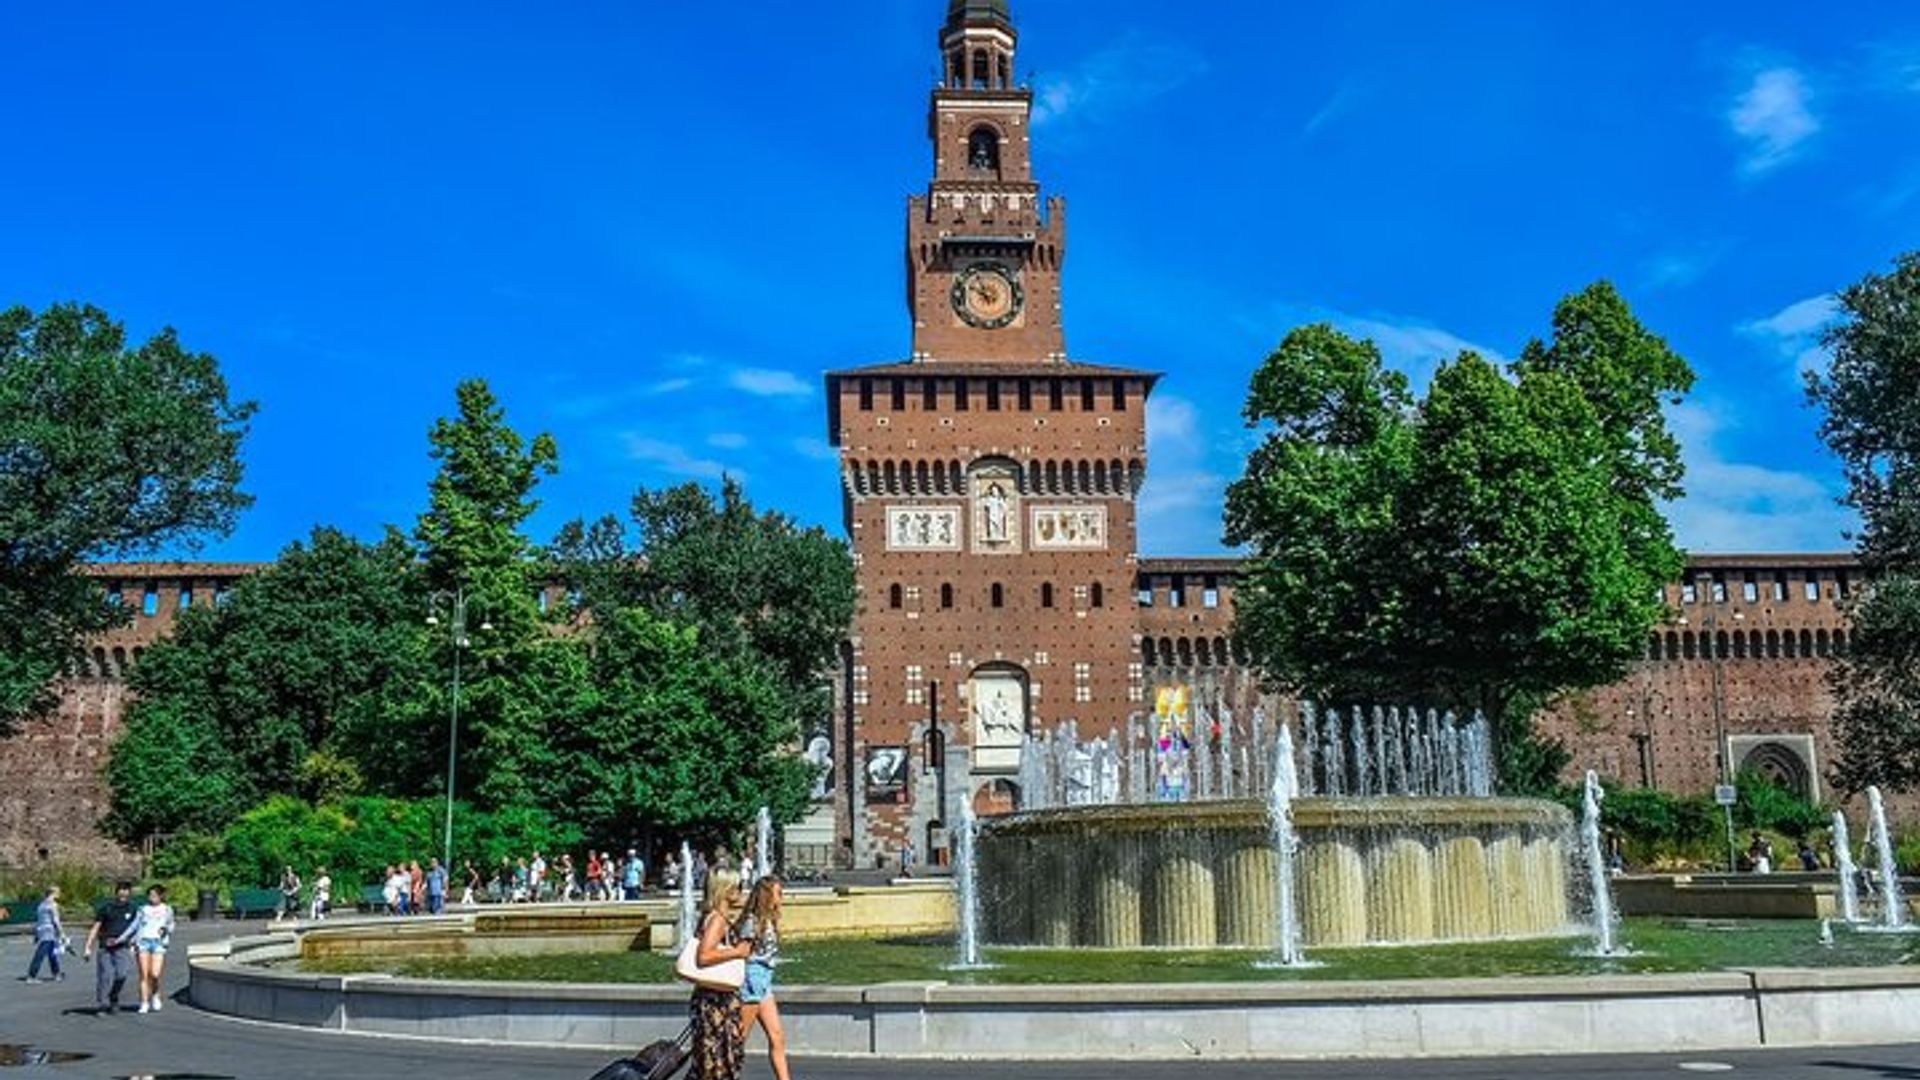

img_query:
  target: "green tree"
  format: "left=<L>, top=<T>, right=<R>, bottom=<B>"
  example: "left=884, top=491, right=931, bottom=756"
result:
left=1226, top=285, right=1691, bottom=792
left=412, top=379, right=564, bottom=808
left=551, top=477, right=853, bottom=837
left=0, top=302, right=254, bottom=732
left=103, top=527, right=429, bottom=842
left=552, top=608, right=814, bottom=848
left=1808, top=252, right=1920, bottom=791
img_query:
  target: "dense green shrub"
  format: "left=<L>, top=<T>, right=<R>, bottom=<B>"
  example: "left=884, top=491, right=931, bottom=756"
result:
left=213, top=796, right=580, bottom=889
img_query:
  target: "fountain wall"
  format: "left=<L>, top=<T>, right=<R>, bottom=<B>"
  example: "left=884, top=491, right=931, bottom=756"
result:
left=977, top=797, right=1572, bottom=948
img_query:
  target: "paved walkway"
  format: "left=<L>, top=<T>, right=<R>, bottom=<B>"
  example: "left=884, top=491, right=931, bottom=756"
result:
left=5, top=922, right=1920, bottom=1078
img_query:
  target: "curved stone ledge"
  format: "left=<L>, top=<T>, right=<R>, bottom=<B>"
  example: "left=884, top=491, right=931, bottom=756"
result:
left=188, top=928, right=1920, bottom=1059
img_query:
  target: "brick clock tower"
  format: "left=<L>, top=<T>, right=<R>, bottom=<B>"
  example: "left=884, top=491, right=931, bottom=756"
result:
left=825, top=0, right=1158, bottom=868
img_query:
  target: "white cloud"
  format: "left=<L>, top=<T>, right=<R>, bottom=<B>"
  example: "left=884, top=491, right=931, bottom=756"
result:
left=1263, top=305, right=1505, bottom=390
left=706, top=432, right=749, bottom=450
left=1032, top=34, right=1207, bottom=129
left=1137, top=394, right=1230, bottom=554
left=728, top=367, right=812, bottom=398
left=1639, top=244, right=1727, bottom=291
left=1663, top=403, right=1853, bottom=551
left=1739, top=293, right=1838, bottom=380
left=648, top=377, right=694, bottom=395
left=789, top=437, right=840, bottom=462
left=623, top=435, right=737, bottom=481
left=1729, top=67, right=1819, bottom=175
left=1303, top=79, right=1362, bottom=138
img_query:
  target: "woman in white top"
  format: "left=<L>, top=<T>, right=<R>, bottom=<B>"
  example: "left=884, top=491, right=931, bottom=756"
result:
left=116, top=884, right=175, bottom=1014
left=310, top=868, right=332, bottom=920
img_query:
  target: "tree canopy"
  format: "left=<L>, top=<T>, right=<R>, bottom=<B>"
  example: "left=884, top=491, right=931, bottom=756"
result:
left=1807, top=252, right=1920, bottom=791
left=1226, top=283, right=1691, bottom=792
left=0, top=302, right=253, bottom=732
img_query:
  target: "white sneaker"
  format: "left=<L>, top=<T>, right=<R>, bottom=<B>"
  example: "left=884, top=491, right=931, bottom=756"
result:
left=138, top=1002, right=150, bottom=1014
left=151, top=996, right=163, bottom=1012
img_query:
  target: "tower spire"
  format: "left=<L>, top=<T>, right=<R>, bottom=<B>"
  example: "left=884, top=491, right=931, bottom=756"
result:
left=941, top=0, right=1016, bottom=91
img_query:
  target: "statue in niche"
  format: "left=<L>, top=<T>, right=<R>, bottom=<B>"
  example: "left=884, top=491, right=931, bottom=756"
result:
left=981, top=482, right=1010, bottom=543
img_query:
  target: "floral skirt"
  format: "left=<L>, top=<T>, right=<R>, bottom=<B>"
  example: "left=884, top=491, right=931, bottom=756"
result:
left=690, top=986, right=744, bottom=1080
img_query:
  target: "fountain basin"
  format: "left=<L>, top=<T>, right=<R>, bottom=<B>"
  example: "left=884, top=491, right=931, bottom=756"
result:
left=977, top=796, right=1572, bottom=948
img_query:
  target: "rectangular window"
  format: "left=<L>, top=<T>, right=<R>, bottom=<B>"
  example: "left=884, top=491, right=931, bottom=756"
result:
left=106, top=582, right=124, bottom=608
left=1742, top=579, right=1758, bottom=603
left=953, top=378, right=969, bottom=411
left=1711, top=579, right=1727, bottom=603
left=922, top=379, right=937, bottom=411
left=178, top=587, right=193, bottom=610
left=1169, top=578, right=1185, bottom=608
left=890, top=379, right=906, bottom=410
left=1681, top=582, right=1697, bottom=604
left=986, top=381, right=1001, bottom=411
left=858, top=379, right=873, bottom=411
left=1837, top=573, right=1851, bottom=599
left=1805, top=577, right=1820, bottom=602
left=1203, top=577, right=1220, bottom=609
left=1137, top=586, right=1153, bottom=607
left=1049, top=379, right=1063, bottom=410
left=142, top=586, right=159, bottom=617
left=1111, top=379, right=1127, bottom=410
left=1018, top=380, right=1032, bottom=410
left=1079, top=380, right=1095, bottom=411
left=1772, top=574, right=1787, bottom=601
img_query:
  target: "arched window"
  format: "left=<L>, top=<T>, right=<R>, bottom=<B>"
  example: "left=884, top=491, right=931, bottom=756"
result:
left=1733, top=630, right=1749, bottom=659
left=967, top=127, right=1000, bottom=173
left=940, top=583, right=954, bottom=609
left=1682, top=632, right=1697, bottom=660
left=1040, top=582, right=1054, bottom=608
left=1091, top=582, right=1104, bottom=608
left=1665, top=631, right=1680, bottom=660
left=1142, top=639, right=1156, bottom=665
left=990, top=583, right=1004, bottom=609
left=888, top=584, right=903, bottom=610
left=1799, top=629, right=1814, bottom=656
left=972, top=49, right=990, bottom=88
left=1834, top=629, right=1849, bottom=654
left=1766, top=629, right=1781, bottom=658
left=1816, top=628, right=1831, bottom=657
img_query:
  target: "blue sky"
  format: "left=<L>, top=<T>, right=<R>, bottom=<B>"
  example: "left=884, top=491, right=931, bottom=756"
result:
left=7, top=2, right=1919, bottom=561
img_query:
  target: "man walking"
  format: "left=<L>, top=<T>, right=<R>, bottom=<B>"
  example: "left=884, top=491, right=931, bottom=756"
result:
left=425, top=858, right=448, bottom=915
left=83, top=881, right=137, bottom=1014
left=26, top=886, right=64, bottom=982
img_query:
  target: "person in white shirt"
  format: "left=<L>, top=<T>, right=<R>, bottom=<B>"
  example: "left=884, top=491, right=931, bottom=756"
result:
left=115, top=884, right=176, bottom=1014
left=310, top=868, right=332, bottom=920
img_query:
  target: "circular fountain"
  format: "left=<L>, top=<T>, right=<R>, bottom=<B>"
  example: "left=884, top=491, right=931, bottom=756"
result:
left=973, top=702, right=1575, bottom=949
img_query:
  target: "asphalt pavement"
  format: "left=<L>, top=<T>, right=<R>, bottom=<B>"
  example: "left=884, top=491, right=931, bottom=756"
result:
left=4, top=922, right=1920, bottom=1079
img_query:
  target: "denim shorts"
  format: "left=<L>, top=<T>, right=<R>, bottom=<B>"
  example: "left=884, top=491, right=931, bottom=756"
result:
left=740, top=960, right=774, bottom=1004
left=136, top=939, right=167, bottom=956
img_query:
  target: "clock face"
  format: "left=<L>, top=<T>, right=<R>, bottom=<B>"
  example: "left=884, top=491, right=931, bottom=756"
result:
left=951, top=263, right=1023, bottom=329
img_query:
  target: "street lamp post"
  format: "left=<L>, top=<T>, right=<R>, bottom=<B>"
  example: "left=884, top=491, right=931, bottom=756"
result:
left=427, top=588, right=490, bottom=874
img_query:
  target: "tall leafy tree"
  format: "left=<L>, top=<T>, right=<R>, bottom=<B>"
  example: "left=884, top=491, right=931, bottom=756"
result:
left=0, top=302, right=254, bottom=732
left=103, top=527, right=429, bottom=841
left=552, top=477, right=853, bottom=834
left=412, top=378, right=563, bottom=808
left=1226, top=285, right=1691, bottom=792
left=1808, top=252, right=1920, bottom=791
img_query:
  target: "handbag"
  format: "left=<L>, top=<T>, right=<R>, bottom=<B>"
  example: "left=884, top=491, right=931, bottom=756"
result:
left=673, top=934, right=745, bottom=992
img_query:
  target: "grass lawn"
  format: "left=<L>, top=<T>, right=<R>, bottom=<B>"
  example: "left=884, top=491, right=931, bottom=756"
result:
left=297, top=918, right=1918, bottom=985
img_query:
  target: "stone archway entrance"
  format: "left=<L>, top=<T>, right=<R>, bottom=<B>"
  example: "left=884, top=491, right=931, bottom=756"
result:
left=1734, top=738, right=1815, bottom=801
left=973, top=778, right=1019, bottom=817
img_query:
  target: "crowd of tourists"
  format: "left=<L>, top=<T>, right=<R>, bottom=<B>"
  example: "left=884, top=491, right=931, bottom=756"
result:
left=265, top=846, right=755, bottom=920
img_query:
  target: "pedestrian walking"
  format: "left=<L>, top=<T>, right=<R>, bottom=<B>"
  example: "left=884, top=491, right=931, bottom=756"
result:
left=735, top=876, right=792, bottom=1080
left=623, top=849, right=643, bottom=900
left=461, top=859, right=481, bottom=907
left=689, top=872, right=750, bottom=1080
left=278, top=866, right=302, bottom=921
left=119, top=884, right=175, bottom=1014
left=83, top=881, right=137, bottom=1014
left=25, top=886, right=64, bottom=983
left=425, top=858, right=448, bottom=915
left=408, top=860, right=425, bottom=913
left=310, top=867, right=332, bottom=920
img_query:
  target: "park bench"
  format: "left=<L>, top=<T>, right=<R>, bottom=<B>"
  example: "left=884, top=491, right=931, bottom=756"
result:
left=229, top=888, right=282, bottom=919
left=0, top=898, right=35, bottom=926
left=358, top=885, right=387, bottom=912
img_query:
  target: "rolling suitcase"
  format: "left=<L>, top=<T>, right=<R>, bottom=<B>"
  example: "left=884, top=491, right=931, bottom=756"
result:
left=588, top=1023, right=693, bottom=1080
